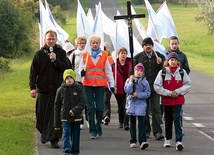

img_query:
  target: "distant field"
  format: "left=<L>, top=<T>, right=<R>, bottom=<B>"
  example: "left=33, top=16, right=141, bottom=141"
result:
left=116, top=2, right=214, bottom=77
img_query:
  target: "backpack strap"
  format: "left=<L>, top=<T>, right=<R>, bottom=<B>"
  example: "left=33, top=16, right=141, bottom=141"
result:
left=71, top=53, right=76, bottom=70
left=161, top=68, right=184, bottom=82
left=179, top=69, right=184, bottom=81
left=161, top=68, right=166, bottom=83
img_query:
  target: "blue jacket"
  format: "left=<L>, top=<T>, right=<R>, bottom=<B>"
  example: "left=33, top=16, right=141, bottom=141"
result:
left=124, top=76, right=151, bottom=116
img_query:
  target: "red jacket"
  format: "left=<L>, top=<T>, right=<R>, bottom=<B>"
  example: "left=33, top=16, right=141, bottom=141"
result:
left=113, top=58, right=131, bottom=94
left=162, top=76, right=184, bottom=106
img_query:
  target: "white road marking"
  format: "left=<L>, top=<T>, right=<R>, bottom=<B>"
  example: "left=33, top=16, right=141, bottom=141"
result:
left=199, top=131, right=214, bottom=141
left=192, top=123, right=206, bottom=128
left=183, top=116, right=194, bottom=120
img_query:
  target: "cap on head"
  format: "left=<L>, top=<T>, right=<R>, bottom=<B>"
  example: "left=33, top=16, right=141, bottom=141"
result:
left=63, top=42, right=75, bottom=53
left=104, top=42, right=110, bottom=48
left=142, top=37, right=154, bottom=47
left=167, top=52, right=179, bottom=61
left=134, top=63, right=145, bottom=72
left=63, top=69, right=76, bottom=81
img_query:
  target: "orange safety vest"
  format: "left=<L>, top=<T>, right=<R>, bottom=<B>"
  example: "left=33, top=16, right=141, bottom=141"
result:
left=82, top=51, right=108, bottom=87
left=108, top=55, right=114, bottom=66
left=104, top=55, right=114, bottom=88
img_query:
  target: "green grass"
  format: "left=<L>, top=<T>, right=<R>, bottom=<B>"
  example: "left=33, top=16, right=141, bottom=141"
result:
left=132, top=3, right=214, bottom=77
left=0, top=54, right=36, bottom=155
left=0, top=1, right=214, bottom=155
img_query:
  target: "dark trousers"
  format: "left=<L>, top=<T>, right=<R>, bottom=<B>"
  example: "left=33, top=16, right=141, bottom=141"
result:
left=145, top=92, right=162, bottom=135
left=130, top=116, right=146, bottom=145
left=114, top=93, right=129, bottom=126
left=103, top=88, right=112, bottom=118
left=83, top=86, right=105, bottom=136
left=77, top=82, right=87, bottom=125
left=164, top=105, right=183, bottom=142
left=36, top=93, right=61, bottom=143
left=62, top=121, right=80, bottom=154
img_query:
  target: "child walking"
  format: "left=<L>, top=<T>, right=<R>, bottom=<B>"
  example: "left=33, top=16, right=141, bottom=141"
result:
left=54, top=69, right=85, bottom=155
left=124, top=63, right=151, bottom=150
left=153, top=52, right=191, bottom=151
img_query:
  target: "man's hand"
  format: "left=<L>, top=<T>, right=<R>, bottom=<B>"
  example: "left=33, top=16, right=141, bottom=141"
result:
left=110, top=87, right=115, bottom=93
left=81, top=69, right=86, bottom=77
left=156, top=57, right=162, bottom=64
left=49, top=52, right=56, bottom=62
left=30, top=89, right=37, bottom=98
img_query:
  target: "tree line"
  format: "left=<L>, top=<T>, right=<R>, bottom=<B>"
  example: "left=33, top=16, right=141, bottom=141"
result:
left=0, top=0, right=74, bottom=77
left=0, top=0, right=213, bottom=76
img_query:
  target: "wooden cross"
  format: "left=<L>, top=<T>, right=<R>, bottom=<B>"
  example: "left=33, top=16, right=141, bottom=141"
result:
left=114, top=0, right=145, bottom=74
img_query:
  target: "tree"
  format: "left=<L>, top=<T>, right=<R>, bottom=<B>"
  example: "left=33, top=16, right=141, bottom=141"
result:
left=0, top=0, right=32, bottom=58
left=0, top=57, right=10, bottom=79
left=195, top=0, right=214, bottom=35
left=43, top=0, right=74, bottom=10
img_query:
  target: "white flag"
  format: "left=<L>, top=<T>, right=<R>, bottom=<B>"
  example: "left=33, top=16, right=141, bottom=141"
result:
left=131, top=5, right=166, bottom=58
left=145, top=0, right=164, bottom=43
left=92, top=2, right=104, bottom=50
left=87, top=8, right=94, bottom=29
left=77, top=0, right=92, bottom=39
left=101, top=9, right=116, bottom=51
left=131, top=5, right=148, bottom=39
left=156, top=1, right=178, bottom=39
left=45, top=0, right=69, bottom=46
left=114, top=11, right=142, bottom=58
left=39, top=0, right=56, bottom=47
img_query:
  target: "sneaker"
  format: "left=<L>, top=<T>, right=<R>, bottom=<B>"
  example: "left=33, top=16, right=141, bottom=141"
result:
left=163, top=139, right=172, bottom=147
left=146, top=133, right=150, bottom=138
left=86, top=121, right=89, bottom=128
left=176, top=141, right=184, bottom=151
left=63, top=151, right=70, bottom=155
left=98, top=131, right=103, bottom=137
left=140, top=142, right=149, bottom=150
left=40, top=135, right=46, bottom=144
left=80, top=124, right=84, bottom=130
left=103, top=116, right=110, bottom=125
left=90, top=133, right=97, bottom=139
left=90, top=135, right=96, bottom=139
left=51, top=141, right=59, bottom=148
left=155, top=132, right=164, bottom=140
left=124, top=125, right=130, bottom=131
left=118, top=123, right=123, bottom=128
left=130, top=143, right=137, bottom=148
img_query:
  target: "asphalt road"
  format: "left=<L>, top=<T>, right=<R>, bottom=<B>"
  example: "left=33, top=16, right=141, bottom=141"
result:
left=36, top=70, right=214, bottom=155
left=36, top=0, right=214, bottom=154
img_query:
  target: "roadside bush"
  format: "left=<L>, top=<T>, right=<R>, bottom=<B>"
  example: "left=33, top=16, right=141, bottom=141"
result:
left=0, top=57, right=10, bottom=78
left=0, top=0, right=33, bottom=59
left=195, top=0, right=214, bottom=35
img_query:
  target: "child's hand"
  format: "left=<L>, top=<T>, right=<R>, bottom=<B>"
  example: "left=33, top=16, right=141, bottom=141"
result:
left=171, top=91, right=179, bottom=98
left=132, top=91, right=138, bottom=98
left=129, top=75, right=135, bottom=82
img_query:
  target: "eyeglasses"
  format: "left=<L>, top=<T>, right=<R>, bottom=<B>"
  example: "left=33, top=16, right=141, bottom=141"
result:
left=78, top=42, right=86, bottom=44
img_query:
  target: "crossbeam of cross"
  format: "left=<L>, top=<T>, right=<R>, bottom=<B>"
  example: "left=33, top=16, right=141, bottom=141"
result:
left=114, top=1, right=145, bottom=74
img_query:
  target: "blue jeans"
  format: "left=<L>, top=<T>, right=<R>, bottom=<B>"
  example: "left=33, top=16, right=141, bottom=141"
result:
left=145, top=92, right=162, bottom=135
left=130, top=116, right=146, bottom=145
left=164, top=105, right=183, bottom=142
left=62, top=121, right=80, bottom=154
left=83, top=86, right=105, bottom=136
